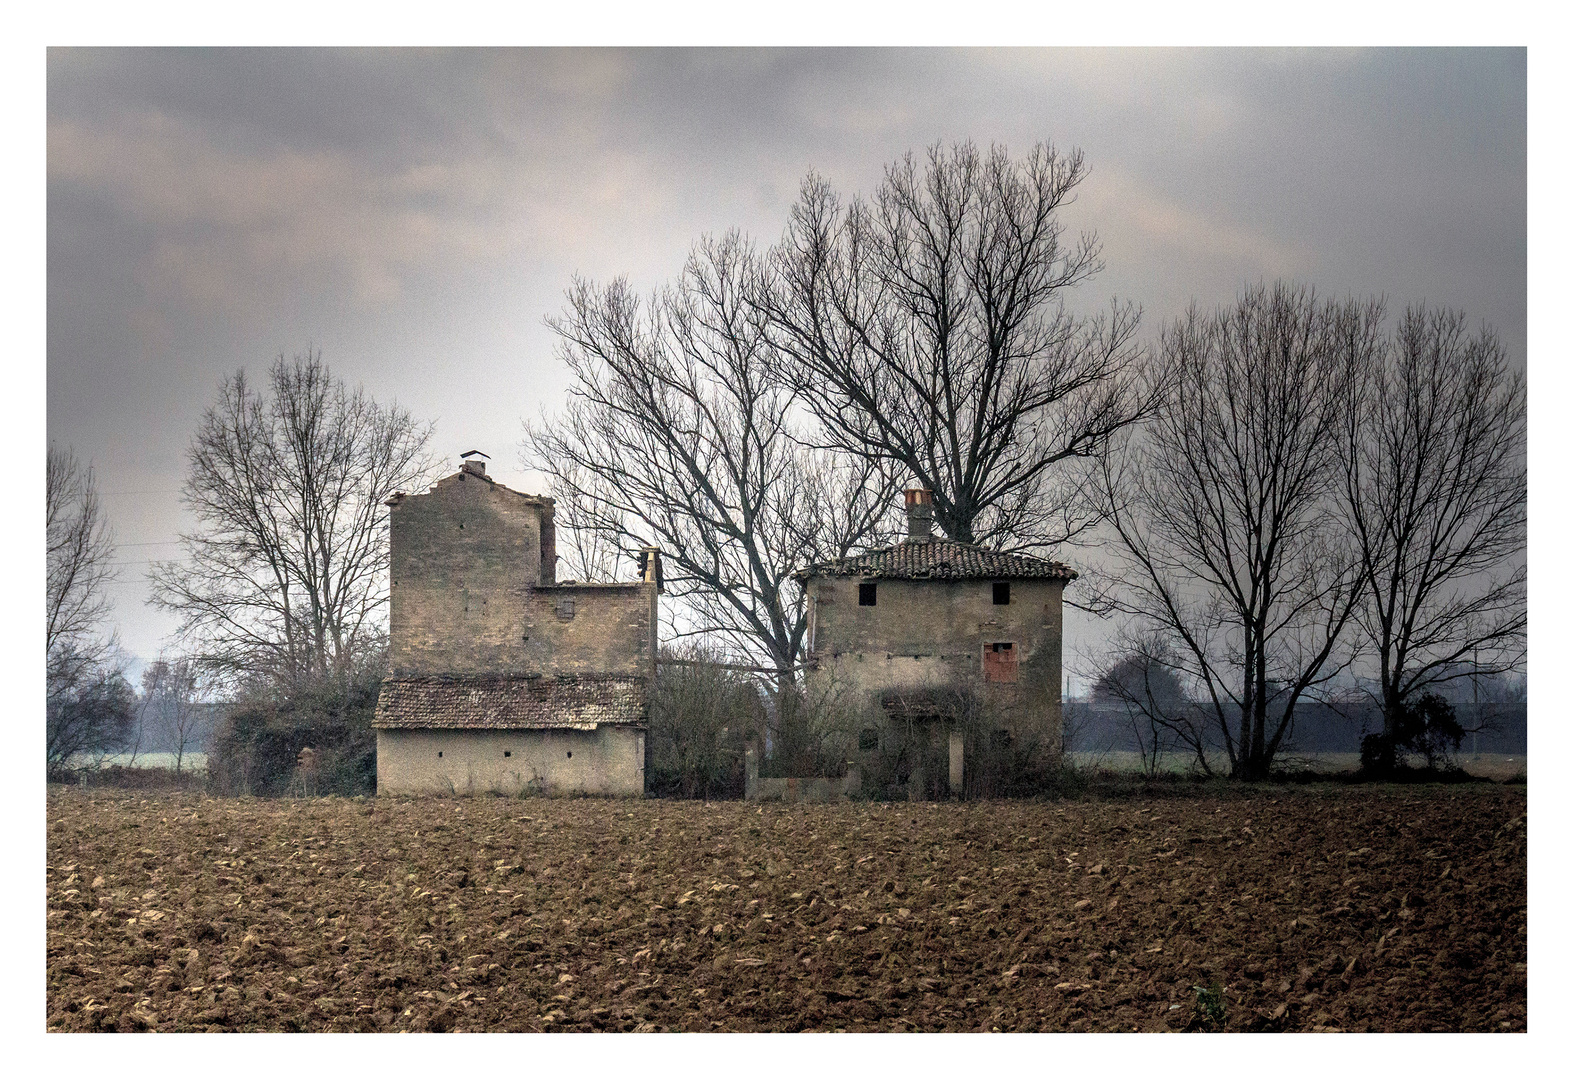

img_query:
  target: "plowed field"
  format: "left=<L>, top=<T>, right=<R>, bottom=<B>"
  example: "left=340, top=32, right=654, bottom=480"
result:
left=46, top=785, right=1526, bottom=1032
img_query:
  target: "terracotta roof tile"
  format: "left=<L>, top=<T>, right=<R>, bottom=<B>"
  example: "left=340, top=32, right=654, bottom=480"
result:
left=374, top=673, right=648, bottom=731
left=796, top=539, right=1076, bottom=582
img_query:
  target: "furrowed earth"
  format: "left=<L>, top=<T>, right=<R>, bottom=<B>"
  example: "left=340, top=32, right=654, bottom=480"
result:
left=46, top=785, right=1526, bottom=1032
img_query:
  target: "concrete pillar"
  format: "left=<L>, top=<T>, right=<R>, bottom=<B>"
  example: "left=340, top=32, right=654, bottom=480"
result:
left=949, top=731, right=964, bottom=795
left=745, top=746, right=758, bottom=801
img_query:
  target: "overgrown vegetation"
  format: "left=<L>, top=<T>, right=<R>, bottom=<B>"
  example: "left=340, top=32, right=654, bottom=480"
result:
left=206, top=660, right=383, bottom=797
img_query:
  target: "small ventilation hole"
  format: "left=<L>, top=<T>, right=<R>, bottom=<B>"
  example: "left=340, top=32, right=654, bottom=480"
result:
left=566, top=751, right=573, bottom=759
left=503, top=750, right=511, bottom=757
left=437, top=751, right=443, bottom=758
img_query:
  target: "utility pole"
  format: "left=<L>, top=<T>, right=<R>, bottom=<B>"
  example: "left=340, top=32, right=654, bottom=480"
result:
left=1472, top=646, right=1479, bottom=760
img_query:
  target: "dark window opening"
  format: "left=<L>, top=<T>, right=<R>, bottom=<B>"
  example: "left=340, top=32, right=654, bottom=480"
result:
left=437, top=751, right=443, bottom=758
left=566, top=751, right=573, bottom=759
left=503, top=750, right=511, bottom=757
left=993, top=581, right=1011, bottom=605
left=859, top=582, right=877, bottom=606
left=858, top=728, right=880, bottom=751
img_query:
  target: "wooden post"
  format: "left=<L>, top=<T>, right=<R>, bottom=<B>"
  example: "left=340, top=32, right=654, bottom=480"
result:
left=949, top=731, right=964, bottom=796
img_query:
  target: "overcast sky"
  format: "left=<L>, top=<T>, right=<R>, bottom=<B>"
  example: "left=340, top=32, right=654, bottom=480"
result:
left=46, top=47, right=1527, bottom=681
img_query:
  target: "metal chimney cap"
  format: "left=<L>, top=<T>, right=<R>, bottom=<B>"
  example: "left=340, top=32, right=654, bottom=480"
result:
left=460, top=450, right=490, bottom=459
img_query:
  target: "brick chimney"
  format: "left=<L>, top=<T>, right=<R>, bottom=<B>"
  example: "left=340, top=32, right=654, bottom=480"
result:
left=460, top=449, right=489, bottom=476
left=905, top=488, right=933, bottom=542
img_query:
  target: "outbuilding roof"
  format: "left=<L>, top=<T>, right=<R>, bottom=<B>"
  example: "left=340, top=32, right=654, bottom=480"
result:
left=795, top=539, right=1076, bottom=583
left=373, top=673, right=648, bottom=731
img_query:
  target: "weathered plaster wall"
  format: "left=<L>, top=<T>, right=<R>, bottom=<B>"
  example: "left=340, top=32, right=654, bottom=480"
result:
left=806, top=576, right=1066, bottom=746
left=376, top=726, right=645, bottom=796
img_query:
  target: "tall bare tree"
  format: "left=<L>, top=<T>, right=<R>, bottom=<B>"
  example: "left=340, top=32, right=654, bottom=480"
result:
left=760, top=140, right=1149, bottom=555
left=524, top=233, right=899, bottom=701
left=47, top=443, right=116, bottom=670
left=1340, top=305, right=1527, bottom=772
left=46, top=443, right=132, bottom=769
left=150, top=352, right=437, bottom=685
left=1096, top=283, right=1381, bottom=780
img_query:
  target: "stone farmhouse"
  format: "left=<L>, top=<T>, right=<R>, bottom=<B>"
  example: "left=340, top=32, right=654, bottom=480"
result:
left=795, top=488, right=1076, bottom=797
left=373, top=453, right=660, bottom=796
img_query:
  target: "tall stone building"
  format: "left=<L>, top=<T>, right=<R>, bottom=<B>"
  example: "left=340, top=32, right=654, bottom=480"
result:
left=373, top=453, right=658, bottom=796
left=795, top=489, right=1075, bottom=795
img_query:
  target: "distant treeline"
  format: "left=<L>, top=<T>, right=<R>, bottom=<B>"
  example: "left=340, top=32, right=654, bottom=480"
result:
left=1065, top=701, right=1527, bottom=757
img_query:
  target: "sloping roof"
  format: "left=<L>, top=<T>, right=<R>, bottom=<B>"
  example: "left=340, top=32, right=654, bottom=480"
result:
left=796, top=539, right=1076, bottom=582
left=386, top=469, right=554, bottom=508
left=374, top=673, right=648, bottom=731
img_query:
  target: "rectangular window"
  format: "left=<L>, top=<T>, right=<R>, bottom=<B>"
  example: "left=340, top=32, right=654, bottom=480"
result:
left=859, top=582, right=877, bottom=606
left=983, top=641, right=1018, bottom=683
left=993, top=581, right=1011, bottom=605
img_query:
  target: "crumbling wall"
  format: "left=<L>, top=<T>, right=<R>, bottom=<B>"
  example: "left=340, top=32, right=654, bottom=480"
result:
left=389, top=472, right=655, bottom=679
left=389, top=471, right=548, bottom=676
left=806, top=577, right=1066, bottom=747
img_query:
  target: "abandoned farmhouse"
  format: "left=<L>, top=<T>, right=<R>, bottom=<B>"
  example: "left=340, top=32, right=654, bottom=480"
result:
left=373, top=454, right=660, bottom=795
left=373, top=461, right=1073, bottom=798
left=797, top=488, right=1076, bottom=797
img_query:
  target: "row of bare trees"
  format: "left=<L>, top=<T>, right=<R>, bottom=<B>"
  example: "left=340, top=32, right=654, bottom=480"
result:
left=1093, top=286, right=1525, bottom=779
left=527, top=142, right=1524, bottom=782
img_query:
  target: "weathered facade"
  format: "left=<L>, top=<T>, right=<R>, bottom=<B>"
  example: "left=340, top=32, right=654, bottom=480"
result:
left=373, top=455, right=657, bottom=796
left=796, top=489, right=1076, bottom=795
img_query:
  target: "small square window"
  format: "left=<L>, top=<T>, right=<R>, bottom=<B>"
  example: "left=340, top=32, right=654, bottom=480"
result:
left=858, top=582, right=877, bottom=606
left=993, top=581, right=1010, bottom=605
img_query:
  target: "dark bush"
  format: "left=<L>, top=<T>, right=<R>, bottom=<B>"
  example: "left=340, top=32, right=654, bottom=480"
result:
left=207, top=664, right=383, bottom=797
left=1359, top=692, right=1467, bottom=779
left=647, top=649, right=758, bottom=799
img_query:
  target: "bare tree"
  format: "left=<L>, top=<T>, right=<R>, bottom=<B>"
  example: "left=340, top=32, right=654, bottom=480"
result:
left=46, top=443, right=130, bottom=770
left=760, top=140, right=1150, bottom=557
left=1096, top=283, right=1380, bottom=781
left=524, top=233, right=898, bottom=764
left=47, top=443, right=116, bottom=671
left=139, top=656, right=209, bottom=773
left=150, top=352, right=438, bottom=685
left=1092, top=638, right=1198, bottom=777
left=1340, top=306, right=1527, bottom=774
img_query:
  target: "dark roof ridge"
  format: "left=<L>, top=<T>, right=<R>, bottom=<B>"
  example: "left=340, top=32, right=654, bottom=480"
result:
left=795, top=536, right=1076, bottom=582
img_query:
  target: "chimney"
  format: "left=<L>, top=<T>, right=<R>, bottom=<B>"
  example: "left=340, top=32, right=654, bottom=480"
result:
left=638, top=546, right=664, bottom=592
left=905, top=488, right=933, bottom=542
left=460, top=449, right=489, bottom=476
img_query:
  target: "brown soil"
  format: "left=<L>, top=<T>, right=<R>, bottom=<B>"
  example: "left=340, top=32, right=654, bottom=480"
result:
left=46, top=785, right=1526, bottom=1032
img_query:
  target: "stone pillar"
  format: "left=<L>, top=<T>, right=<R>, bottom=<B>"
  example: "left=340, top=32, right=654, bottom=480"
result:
left=949, top=731, right=964, bottom=795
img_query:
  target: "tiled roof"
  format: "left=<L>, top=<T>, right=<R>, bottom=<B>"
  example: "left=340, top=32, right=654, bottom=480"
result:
left=796, top=539, right=1076, bottom=582
left=374, top=674, right=649, bottom=731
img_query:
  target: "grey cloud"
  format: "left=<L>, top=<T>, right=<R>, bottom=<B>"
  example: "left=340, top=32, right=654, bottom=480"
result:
left=46, top=48, right=1525, bottom=666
